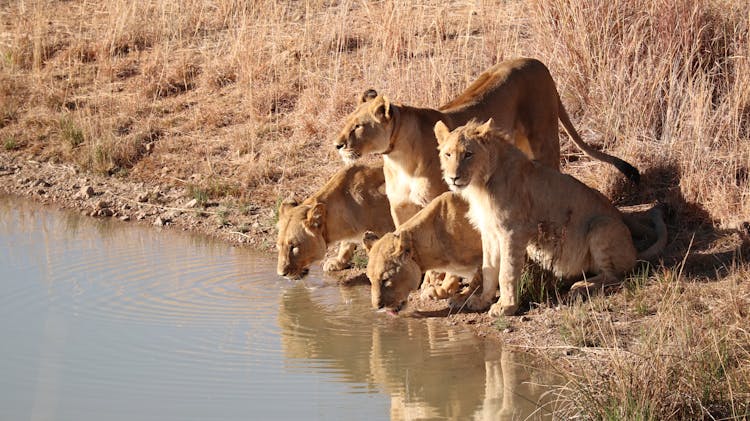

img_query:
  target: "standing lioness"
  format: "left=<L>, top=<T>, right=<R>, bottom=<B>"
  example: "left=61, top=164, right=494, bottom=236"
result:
left=436, top=119, right=665, bottom=317
left=334, top=58, right=639, bottom=227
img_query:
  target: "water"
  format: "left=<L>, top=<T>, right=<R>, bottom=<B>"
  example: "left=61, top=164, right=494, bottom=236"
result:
left=0, top=195, right=557, bottom=420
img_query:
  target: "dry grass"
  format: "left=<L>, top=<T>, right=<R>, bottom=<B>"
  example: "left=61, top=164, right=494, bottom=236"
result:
left=1, top=0, right=749, bottom=417
left=549, top=265, right=750, bottom=419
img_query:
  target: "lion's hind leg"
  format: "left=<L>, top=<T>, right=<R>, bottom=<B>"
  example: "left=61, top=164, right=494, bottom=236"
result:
left=569, top=216, right=636, bottom=298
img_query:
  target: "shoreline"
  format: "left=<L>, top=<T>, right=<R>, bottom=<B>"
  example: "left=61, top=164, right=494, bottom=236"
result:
left=2, top=149, right=749, bottom=416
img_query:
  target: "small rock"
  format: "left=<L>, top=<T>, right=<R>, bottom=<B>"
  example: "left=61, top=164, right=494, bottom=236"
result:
left=520, top=315, right=531, bottom=322
left=97, top=208, right=113, bottom=217
left=119, top=215, right=131, bottom=221
left=502, top=327, right=514, bottom=334
left=34, top=179, right=51, bottom=187
left=184, top=198, right=198, bottom=208
left=154, top=216, right=171, bottom=227
left=80, top=185, right=95, bottom=198
left=96, top=200, right=110, bottom=209
left=36, top=188, right=46, bottom=195
left=136, top=193, right=149, bottom=203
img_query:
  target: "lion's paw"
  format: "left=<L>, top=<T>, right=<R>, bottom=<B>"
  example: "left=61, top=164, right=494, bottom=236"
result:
left=465, top=295, right=491, bottom=312
left=489, top=302, right=518, bottom=317
left=322, top=258, right=350, bottom=272
left=420, top=286, right=438, bottom=300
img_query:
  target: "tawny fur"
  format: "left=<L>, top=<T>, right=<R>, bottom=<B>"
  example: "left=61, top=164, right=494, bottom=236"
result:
left=436, top=119, right=664, bottom=317
left=362, top=192, right=482, bottom=313
left=276, top=163, right=394, bottom=279
left=334, top=58, right=639, bottom=227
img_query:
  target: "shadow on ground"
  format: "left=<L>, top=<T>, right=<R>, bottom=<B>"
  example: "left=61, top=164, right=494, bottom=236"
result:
left=610, top=162, right=750, bottom=280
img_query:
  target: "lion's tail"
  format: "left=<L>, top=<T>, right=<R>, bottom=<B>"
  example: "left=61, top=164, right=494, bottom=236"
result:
left=636, top=207, right=668, bottom=261
left=557, top=97, right=640, bottom=184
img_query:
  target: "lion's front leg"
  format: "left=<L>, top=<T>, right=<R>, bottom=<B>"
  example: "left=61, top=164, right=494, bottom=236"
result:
left=466, top=235, right=501, bottom=312
left=489, top=233, right=527, bottom=317
left=323, top=241, right=356, bottom=271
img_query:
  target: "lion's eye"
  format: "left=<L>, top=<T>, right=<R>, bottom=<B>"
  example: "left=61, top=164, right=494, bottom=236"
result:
left=444, top=152, right=452, bottom=158
left=464, top=151, right=473, bottom=159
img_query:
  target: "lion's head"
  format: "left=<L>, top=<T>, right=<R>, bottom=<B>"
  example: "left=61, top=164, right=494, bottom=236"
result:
left=435, top=119, right=496, bottom=192
left=276, top=199, right=328, bottom=279
left=333, top=89, right=395, bottom=163
left=363, top=230, right=421, bottom=314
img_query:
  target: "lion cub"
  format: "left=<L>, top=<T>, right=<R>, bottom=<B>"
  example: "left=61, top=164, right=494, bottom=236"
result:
left=276, top=163, right=394, bottom=279
left=435, top=119, right=666, bottom=317
left=362, top=192, right=481, bottom=314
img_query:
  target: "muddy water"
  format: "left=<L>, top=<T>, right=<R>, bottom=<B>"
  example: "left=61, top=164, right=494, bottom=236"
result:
left=0, top=195, right=557, bottom=420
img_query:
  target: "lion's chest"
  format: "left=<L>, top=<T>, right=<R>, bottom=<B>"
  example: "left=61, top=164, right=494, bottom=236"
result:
left=384, top=167, right=433, bottom=207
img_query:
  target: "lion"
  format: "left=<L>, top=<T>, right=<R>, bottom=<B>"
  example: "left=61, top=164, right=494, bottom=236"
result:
left=276, top=163, right=395, bottom=279
left=363, top=192, right=482, bottom=314
left=435, top=119, right=666, bottom=317
left=334, top=58, right=639, bottom=227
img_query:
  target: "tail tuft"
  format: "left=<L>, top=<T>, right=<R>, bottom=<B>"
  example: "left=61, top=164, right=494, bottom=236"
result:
left=613, top=158, right=640, bottom=184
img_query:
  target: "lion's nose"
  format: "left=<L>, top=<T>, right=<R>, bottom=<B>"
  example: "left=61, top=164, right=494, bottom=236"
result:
left=450, top=176, right=461, bottom=184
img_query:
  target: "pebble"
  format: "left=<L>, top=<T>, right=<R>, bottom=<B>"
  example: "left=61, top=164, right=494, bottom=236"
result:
left=502, top=327, right=514, bottom=334
left=97, top=208, right=113, bottom=217
left=184, top=198, right=198, bottom=208
left=80, top=185, right=95, bottom=198
left=136, top=193, right=149, bottom=203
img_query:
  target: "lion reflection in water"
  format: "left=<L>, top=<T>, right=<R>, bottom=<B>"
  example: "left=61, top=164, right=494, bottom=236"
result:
left=277, top=283, right=557, bottom=419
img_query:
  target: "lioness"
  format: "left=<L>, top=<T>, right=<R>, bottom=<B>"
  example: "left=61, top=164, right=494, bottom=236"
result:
left=334, top=58, right=639, bottom=227
left=436, top=119, right=665, bottom=317
left=362, top=192, right=482, bottom=314
left=276, top=163, right=395, bottom=279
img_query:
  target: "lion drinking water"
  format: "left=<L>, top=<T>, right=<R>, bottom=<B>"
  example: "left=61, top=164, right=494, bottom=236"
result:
left=276, top=163, right=394, bottom=279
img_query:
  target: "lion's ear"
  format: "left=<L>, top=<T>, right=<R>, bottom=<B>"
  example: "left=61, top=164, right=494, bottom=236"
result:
left=398, top=230, right=413, bottom=256
left=278, top=197, right=298, bottom=218
left=305, top=202, right=326, bottom=230
left=370, top=96, right=391, bottom=123
left=361, top=89, right=378, bottom=103
left=434, top=121, right=450, bottom=146
left=477, top=118, right=494, bottom=137
left=362, top=231, right=380, bottom=252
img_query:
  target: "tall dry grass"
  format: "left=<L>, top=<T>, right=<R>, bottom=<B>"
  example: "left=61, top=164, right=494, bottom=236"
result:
left=1, top=1, right=749, bottom=416
left=550, top=265, right=750, bottom=419
left=1, top=0, right=747, bottom=222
